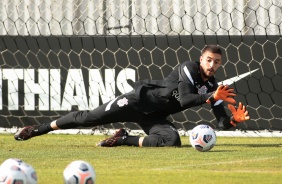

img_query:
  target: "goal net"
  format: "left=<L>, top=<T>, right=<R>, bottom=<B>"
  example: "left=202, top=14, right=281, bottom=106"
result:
left=0, top=0, right=281, bottom=136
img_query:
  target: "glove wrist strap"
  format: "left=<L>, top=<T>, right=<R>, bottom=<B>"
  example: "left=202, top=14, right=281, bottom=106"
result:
left=206, top=92, right=215, bottom=103
left=230, top=116, right=239, bottom=127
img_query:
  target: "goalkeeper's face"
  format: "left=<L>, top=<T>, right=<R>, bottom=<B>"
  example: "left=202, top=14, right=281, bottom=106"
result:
left=199, top=51, right=222, bottom=80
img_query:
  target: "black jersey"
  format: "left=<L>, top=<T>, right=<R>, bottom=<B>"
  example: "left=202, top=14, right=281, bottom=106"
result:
left=134, top=60, right=232, bottom=129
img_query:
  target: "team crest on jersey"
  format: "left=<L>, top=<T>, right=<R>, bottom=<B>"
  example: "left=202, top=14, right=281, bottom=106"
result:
left=197, top=85, right=208, bottom=94
left=117, top=97, right=128, bottom=107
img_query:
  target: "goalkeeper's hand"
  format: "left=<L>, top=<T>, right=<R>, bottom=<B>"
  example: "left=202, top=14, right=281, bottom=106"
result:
left=206, top=85, right=236, bottom=104
left=228, top=102, right=250, bottom=127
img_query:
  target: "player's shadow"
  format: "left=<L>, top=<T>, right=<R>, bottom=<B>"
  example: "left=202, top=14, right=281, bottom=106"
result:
left=181, top=145, right=192, bottom=148
left=207, top=150, right=233, bottom=152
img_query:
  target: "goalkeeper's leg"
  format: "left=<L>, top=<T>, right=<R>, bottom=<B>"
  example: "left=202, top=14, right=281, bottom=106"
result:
left=139, top=120, right=181, bottom=147
left=14, top=91, right=140, bottom=141
left=96, top=128, right=141, bottom=147
left=14, top=123, right=54, bottom=140
left=14, top=109, right=105, bottom=141
left=96, top=123, right=181, bottom=147
left=95, top=116, right=182, bottom=147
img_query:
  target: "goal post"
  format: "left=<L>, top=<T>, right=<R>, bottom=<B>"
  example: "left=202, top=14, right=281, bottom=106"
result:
left=0, top=0, right=281, bottom=136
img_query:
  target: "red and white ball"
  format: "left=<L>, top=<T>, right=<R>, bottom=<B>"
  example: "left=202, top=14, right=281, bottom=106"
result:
left=189, top=124, right=217, bottom=152
left=0, top=165, right=27, bottom=184
left=63, top=160, right=96, bottom=184
left=1, top=158, right=37, bottom=184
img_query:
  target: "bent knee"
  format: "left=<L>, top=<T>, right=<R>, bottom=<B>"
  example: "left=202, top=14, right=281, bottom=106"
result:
left=142, top=132, right=181, bottom=147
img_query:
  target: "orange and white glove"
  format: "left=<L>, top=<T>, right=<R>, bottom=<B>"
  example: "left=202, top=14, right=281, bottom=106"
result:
left=228, top=102, right=250, bottom=127
left=206, top=85, right=236, bottom=104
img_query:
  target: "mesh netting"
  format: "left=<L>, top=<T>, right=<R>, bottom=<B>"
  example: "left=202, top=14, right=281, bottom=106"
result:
left=1, top=0, right=281, bottom=36
left=0, top=0, right=281, bottom=132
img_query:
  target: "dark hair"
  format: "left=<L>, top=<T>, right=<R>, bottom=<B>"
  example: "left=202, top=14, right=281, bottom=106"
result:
left=201, top=45, right=222, bottom=56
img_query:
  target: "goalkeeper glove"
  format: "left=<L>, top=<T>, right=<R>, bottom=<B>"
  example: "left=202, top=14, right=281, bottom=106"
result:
left=206, top=85, right=236, bottom=104
left=228, top=102, right=250, bottom=127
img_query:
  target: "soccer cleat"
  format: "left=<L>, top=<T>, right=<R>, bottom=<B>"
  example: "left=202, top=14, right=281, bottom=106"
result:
left=14, top=126, right=38, bottom=141
left=96, top=128, right=128, bottom=147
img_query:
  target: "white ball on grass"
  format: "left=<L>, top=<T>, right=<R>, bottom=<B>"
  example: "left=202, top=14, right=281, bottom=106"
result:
left=189, top=124, right=217, bottom=152
left=1, top=158, right=37, bottom=184
left=0, top=165, right=27, bottom=184
left=63, top=160, right=96, bottom=184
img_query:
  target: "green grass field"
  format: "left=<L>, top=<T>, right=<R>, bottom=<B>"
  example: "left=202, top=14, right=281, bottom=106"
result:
left=0, top=133, right=281, bottom=184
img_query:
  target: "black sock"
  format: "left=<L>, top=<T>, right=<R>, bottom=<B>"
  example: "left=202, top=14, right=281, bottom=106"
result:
left=119, top=136, right=140, bottom=146
left=33, top=123, right=53, bottom=136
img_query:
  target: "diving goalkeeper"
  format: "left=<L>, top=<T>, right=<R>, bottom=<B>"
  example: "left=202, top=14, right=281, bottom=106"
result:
left=14, top=45, right=250, bottom=147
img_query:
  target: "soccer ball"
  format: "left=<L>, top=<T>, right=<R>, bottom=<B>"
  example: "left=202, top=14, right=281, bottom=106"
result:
left=189, top=124, right=217, bottom=152
left=1, top=158, right=37, bottom=184
left=63, top=160, right=96, bottom=184
left=0, top=165, right=27, bottom=184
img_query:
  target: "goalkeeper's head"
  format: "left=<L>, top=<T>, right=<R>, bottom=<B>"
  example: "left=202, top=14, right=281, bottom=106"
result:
left=199, top=45, right=223, bottom=81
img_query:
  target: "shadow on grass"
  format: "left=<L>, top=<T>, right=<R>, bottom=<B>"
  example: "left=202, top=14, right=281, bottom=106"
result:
left=208, top=150, right=234, bottom=152
left=181, top=145, right=192, bottom=148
